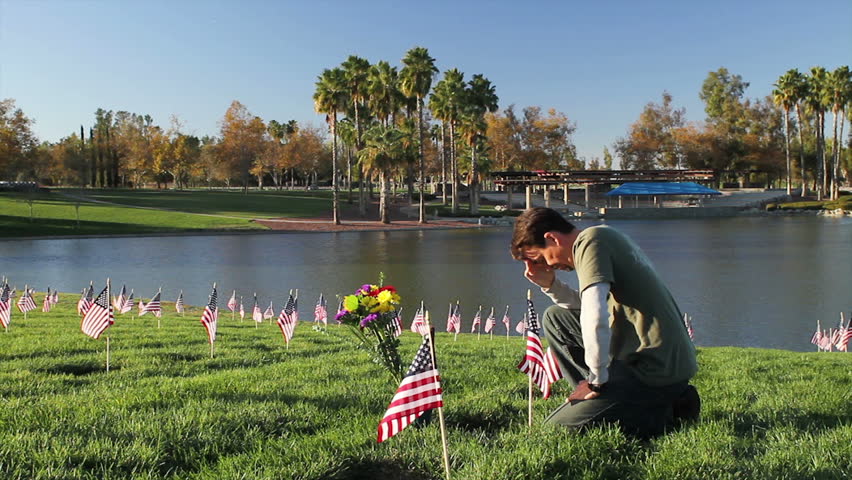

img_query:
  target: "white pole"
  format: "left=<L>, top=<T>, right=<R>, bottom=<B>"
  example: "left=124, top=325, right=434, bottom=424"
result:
left=106, top=336, right=111, bottom=372
left=527, top=289, right=533, bottom=427
left=424, top=311, right=451, bottom=480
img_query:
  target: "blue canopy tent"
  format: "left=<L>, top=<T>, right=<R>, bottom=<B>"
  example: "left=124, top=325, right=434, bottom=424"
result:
left=604, top=182, right=721, bottom=208
left=605, top=182, right=722, bottom=197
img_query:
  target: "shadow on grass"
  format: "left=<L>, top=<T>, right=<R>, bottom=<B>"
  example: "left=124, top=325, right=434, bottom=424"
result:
left=448, top=405, right=520, bottom=433
left=725, top=410, right=851, bottom=437
left=40, top=362, right=115, bottom=376
left=324, top=458, right=436, bottom=480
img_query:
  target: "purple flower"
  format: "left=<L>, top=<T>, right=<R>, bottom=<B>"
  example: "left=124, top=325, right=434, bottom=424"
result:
left=357, top=284, right=372, bottom=295
left=335, top=309, right=349, bottom=321
left=359, top=313, right=379, bottom=328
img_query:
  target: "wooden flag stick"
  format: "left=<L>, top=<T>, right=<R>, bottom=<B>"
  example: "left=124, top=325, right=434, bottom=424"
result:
left=505, top=305, right=510, bottom=340
left=424, top=311, right=451, bottom=480
left=106, top=336, right=111, bottom=372
left=527, top=289, right=533, bottom=428
left=477, top=305, right=481, bottom=340
left=453, top=301, right=459, bottom=342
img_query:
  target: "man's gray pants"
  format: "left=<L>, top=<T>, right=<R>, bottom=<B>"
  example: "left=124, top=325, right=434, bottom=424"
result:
left=541, top=305, right=689, bottom=438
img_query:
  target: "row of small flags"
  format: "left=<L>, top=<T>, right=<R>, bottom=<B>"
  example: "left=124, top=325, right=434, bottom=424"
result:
left=811, top=314, right=851, bottom=352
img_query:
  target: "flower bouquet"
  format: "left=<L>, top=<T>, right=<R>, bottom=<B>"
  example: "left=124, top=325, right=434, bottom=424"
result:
left=335, top=282, right=404, bottom=383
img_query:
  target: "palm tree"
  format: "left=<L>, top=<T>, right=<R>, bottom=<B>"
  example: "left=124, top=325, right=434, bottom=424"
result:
left=341, top=56, right=372, bottom=216
left=368, top=61, right=401, bottom=127
left=807, top=67, right=830, bottom=200
left=313, top=68, right=348, bottom=224
left=828, top=66, right=850, bottom=200
left=400, top=47, right=439, bottom=223
left=773, top=71, right=798, bottom=196
left=785, top=69, right=810, bottom=197
left=359, top=125, right=403, bottom=224
left=462, top=74, right=499, bottom=214
left=337, top=118, right=356, bottom=203
left=429, top=69, right=466, bottom=213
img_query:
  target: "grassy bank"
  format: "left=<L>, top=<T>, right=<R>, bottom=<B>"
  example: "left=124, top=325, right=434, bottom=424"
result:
left=768, top=193, right=852, bottom=212
left=0, top=295, right=849, bottom=479
left=0, top=189, right=336, bottom=237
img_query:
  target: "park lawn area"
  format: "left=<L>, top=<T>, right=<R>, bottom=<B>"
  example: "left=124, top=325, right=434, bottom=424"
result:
left=0, top=295, right=849, bottom=479
left=81, top=188, right=333, bottom=219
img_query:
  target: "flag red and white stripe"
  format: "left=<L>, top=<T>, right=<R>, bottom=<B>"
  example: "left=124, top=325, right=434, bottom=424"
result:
left=501, top=305, right=511, bottom=332
left=120, top=290, right=135, bottom=314
left=227, top=290, right=237, bottom=312
left=517, top=298, right=549, bottom=395
left=252, top=294, right=263, bottom=323
left=113, top=285, right=126, bottom=311
left=200, top=285, right=218, bottom=344
left=410, top=303, right=428, bottom=336
left=314, top=293, right=327, bottom=324
left=484, top=307, right=496, bottom=334
left=277, top=291, right=298, bottom=343
left=78, top=283, right=94, bottom=316
left=17, top=286, right=37, bottom=314
left=263, top=301, right=274, bottom=320
left=377, top=334, right=443, bottom=443
left=239, top=299, right=245, bottom=320
left=140, top=290, right=162, bottom=317
left=388, top=307, right=403, bottom=337
left=42, top=288, right=52, bottom=313
left=446, top=302, right=460, bottom=333
left=50, top=289, right=58, bottom=305
left=175, top=291, right=184, bottom=314
left=0, top=283, right=12, bottom=328
left=81, top=281, right=114, bottom=339
left=542, top=347, right=565, bottom=399
left=470, top=306, right=482, bottom=333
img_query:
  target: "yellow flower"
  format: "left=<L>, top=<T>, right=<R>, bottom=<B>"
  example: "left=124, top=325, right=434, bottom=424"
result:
left=377, top=290, right=393, bottom=304
left=343, top=295, right=359, bottom=312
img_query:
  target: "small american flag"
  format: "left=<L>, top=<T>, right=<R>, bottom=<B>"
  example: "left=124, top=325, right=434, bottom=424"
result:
left=388, top=307, right=403, bottom=337
left=542, top=347, right=564, bottom=399
left=121, top=290, right=135, bottom=314
left=113, top=285, right=126, bottom=311
left=17, top=287, right=37, bottom=314
left=140, top=290, right=162, bottom=317
left=200, top=285, right=218, bottom=344
left=314, top=293, right=327, bottom=325
left=838, top=323, right=851, bottom=352
left=470, top=306, right=482, bottom=333
left=239, top=298, right=245, bottom=320
left=175, top=291, right=185, bottom=314
left=263, top=301, right=274, bottom=320
left=81, top=281, right=114, bottom=339
left=50, top=289, right=58, bottom=305
left=446, top=302, right=458, bottom=333
left=78, top=283, right=94, bottom=316
left=484, top=307, right=496, bottom=334
left=517, top=297, right=549, bottom=395
left=0, top=283, right=11, bottom=328
left=42, top=288, right=51, bottom=313
left=410, top=303, right=428, bottom=336
left=277, top=291, right=298, bottom=344
left=810, top=320, right=822, bottom=346
left=227, top=290, right=237, bottom=312
left=515, top=314, right=527, bottom=334
left=501, top=305, right=511, bottom=335
left=252, top=294, right=263, bottom=323
left=683, top=313, right=694, bottom=341
left=377, top=333, right=443, bottom=443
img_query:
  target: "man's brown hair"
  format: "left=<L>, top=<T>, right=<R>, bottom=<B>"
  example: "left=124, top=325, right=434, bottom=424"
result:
left=510, top=207, right=576, bottom=260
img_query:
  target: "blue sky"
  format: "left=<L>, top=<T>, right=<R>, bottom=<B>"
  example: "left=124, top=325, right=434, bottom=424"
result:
left=2, top=0, right=850, bottom=164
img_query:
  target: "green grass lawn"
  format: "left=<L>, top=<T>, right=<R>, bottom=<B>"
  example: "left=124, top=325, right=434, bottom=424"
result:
left=1, top=295, right=849, bottom=479
left=0, top=189, right=339, bottom=237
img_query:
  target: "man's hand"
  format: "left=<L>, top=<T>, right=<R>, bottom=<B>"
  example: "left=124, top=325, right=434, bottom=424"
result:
left=524, top=259, right=555, bottom=289
left=566, top=380, right=601, bottom=403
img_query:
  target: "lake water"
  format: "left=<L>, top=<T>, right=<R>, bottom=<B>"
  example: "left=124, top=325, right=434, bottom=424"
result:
left=2, top=216, right=850, bottom=352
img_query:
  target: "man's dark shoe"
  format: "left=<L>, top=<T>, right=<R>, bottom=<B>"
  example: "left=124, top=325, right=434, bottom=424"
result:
left=672, top=384, right=700, bottom=423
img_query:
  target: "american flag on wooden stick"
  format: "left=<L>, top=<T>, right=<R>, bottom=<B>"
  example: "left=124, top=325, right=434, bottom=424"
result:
left=501, top=305, right=511, bottom=332
left=227, top=290, right=237, bottom=312
left=50, top=289, right=58, bottom=305
left=410, top=302, right=428, bottom=336
left=120, top=290, right=135, bottom=314
left=388, top=307, right=403, bottom=337
left=515, top=314, right=527, bottom=334
left=470, top=306, right=482, bottom=333
left=140, top=290, right=162, bottom=317
left=81, top=281, right=114, bottom=339
left=517, top=298, right=549, bottom=395
left=263, top=301, right=274, bottom=320
left=175, top=291, right=184, bottom=314
left=542, top=347, right=565, bottom=399
left=42, top=288, right=52, bottom=313
left=277, top=291, right=298, bottom=344
left=252, top=294, right=263, bottom=323
left=200, top=285, right=218, bottom=344
left=377, top=333, right=443, bottom=443
left=810, top=320, right=822, bottom=346
left=0, top=283, right=11, bottom=328
left=314, top=293, right=327, bottom=324
left=484, top=307, right=496, bottom=334
left=78, top=282, right=94, bottom=316
left=239, top=298, right=245, bottom=320
left=17, top=286, right=37, bottom=314
left=113, top=285, right=126, bottom=311
left=446, top=302, right=461, bottom=334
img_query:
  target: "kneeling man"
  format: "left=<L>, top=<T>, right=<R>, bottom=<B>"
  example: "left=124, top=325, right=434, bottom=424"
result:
left=511, top=207, right=699, bottom=437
